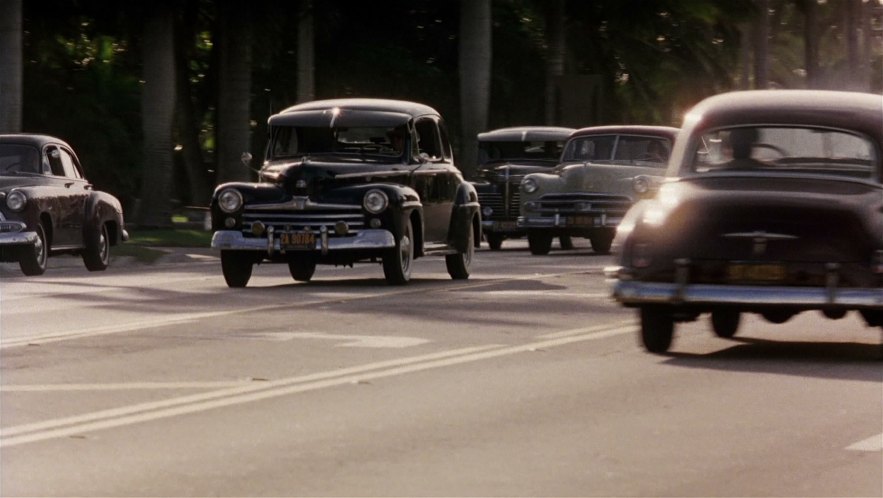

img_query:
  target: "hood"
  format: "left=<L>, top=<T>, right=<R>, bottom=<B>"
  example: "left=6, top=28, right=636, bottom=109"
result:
left=259, top=157, right=415, bottom=195
left=477, top=160, right=557, bottom=181
left=524, top=162, right=665, bottom=200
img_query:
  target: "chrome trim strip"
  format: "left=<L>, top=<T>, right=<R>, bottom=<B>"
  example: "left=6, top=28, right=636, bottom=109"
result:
left=722, top=231, right=798, bottom=240
left=246, top=197, right=359, bottom=211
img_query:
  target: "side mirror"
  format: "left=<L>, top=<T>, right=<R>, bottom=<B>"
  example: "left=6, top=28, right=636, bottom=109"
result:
left=241, top=152, right=253, bottom=167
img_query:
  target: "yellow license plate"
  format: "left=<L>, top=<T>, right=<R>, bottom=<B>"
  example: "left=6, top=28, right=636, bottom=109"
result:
left=280, top=231, right=316, bottom=250
left=493, top=221, right=517, bottom=231
left=726, top=263, right=786, bottom=282
left=567, top=215, right=594, bottom=227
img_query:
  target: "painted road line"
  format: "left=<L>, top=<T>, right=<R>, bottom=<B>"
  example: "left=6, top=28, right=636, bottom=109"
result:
left=247, top=332, right=430, bottom=348
left=0, top=322, right=633, bottom=448
left=846, top=433, right=883, bottom=452
left=0, top=381, right=254, bottom=392
left=539, top=320, right=637, bottom=340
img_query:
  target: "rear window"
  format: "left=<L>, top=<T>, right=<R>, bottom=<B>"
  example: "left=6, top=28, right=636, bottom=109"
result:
left=690, top=126, right=877, bottom=180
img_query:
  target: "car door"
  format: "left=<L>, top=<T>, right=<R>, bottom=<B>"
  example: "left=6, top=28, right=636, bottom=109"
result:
left=412, top=118, right=454, bottom=243
left=44, top=145, right=90, bottom=248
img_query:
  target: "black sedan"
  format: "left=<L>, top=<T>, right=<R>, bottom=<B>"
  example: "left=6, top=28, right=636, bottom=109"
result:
left=470, top=126, right=574, bottom=250
left=606, top=90, right=883, bottom=353
left=0, top=134, right=128, bottom=275
left=210, top=98, right=481, bottom=287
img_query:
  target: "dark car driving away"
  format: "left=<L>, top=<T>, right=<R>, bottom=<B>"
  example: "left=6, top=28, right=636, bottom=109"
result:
left=0, top=134, right=128, bottom=276
left=210, top=98, right=481, bottom=287
left=606, top=90, right=883, bottom=353
left=470, top=126, right=574, bottom=250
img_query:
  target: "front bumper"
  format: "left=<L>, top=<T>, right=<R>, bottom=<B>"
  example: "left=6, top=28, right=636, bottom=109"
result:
left=606, top=266, right=883, bottom=309
left=0, top=221, right=37, bottom=247
left=518, top=214, right=622, bottom=229
left=481, top=220, right=522, bottom=235
left=211, top=229, right=395, bottom=253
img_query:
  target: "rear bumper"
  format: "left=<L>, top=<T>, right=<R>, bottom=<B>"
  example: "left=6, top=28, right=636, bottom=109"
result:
left=606, top=266, right=883, bottom=309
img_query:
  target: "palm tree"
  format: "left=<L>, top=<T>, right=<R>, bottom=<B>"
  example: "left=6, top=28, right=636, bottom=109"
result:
left=458, top=0, right=492, bottom=179
left=215, top=1, right=253, bottom=184
left=297, top=0, right=315, bottom=104
left=0, top=0, right=22, bottom=133
left=138, top=2, right=176, bottom=228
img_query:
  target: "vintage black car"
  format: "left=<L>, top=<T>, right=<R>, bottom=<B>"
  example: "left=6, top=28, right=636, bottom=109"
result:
left=0, top=134, right=128, bottom=275
left=470, top=126, right=574, bottom=250
left=607, top=90, right=883, bottom=353
left=519, top=125, right=678, bottom=255
left=210, top=98, right=481, bottom=287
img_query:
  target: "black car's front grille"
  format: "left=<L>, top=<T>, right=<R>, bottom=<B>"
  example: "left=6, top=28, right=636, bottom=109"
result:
left=536, top=193, right=632, bottom=217
left=241, top=208, right=366, bottom=234
left=478, top=190, right=521, bottom=221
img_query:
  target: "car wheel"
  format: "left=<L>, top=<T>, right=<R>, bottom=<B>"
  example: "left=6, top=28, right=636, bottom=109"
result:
left=486, top=233, right=503, bottom=251
left=82, top=222, right=110, bottom=271
left=559, top=235, right=574, bottom=250
left=589, top=229, right=614, bottom=254
left=710, top=309, right=740, bottom=338
left=288, top=257, right=316, bottom=282
left=528, top=231, right=552, bottom=255
left=221, top=250, right=253, bottom=288
left=383, top=217, right=413, bottom=285
left=19, top=221, right=48, bottom=276
left=446, top=220, right=474, bottom=280
left=639, top=306, right=674, bottom=353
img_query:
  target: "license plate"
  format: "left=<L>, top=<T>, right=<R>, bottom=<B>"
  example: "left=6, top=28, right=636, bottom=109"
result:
left=493, top=221, right=518, bottom=231
left=567, top=215, right=594, bottom=227
left=280, top=231, right=316, bottom=250
left=726, top=263, right=786, bottom=282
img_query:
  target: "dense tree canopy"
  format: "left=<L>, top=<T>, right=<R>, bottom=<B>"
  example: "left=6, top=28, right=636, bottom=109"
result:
left=4, top=0, right=881, bottom=225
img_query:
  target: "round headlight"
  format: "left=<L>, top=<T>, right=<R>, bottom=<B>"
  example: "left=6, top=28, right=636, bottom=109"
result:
left=482, top=206, right=493, bottom=217
left=363, top=189, right=389, bottom=214
left=6, top=190, right=27, bottom=212
left=218, top=189, right=243, bottom=213
left=522, top=177, right=539, bottom=194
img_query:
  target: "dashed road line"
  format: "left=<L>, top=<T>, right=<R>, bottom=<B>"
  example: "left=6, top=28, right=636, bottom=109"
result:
left=846, top=433, right=883, bottom=452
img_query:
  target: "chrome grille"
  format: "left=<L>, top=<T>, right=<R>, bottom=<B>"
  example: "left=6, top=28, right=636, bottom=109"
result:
left=478, top=191, right=521, bottom=220
left=535, top=193, right=632, bottom=216
left=242, top=208, right=366, bottom=233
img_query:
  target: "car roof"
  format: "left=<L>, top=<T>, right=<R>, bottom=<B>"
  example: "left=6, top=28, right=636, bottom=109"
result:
left=0, top=134, right=72, bottom=149
left=569, top=125, right=680, bottom=140
left=276, top=98, right=441, bottom=119
left=477, top=126, right=576, bottom=142
left=683, top=90, right=883, bottom=141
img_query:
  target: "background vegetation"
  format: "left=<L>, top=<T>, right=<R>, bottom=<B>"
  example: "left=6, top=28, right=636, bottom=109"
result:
left=0, top=0, right=880, bottom=228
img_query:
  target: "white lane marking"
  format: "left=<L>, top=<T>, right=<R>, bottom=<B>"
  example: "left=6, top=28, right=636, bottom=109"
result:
left=539, top=320, right=638, bottom=340
left=0, top=321, right=634, bottom=447
left=248, top=332, right=429, bottom=348
left=846, top=433, right=883, bottom=452
left=0, top=381, right=253, bottom=392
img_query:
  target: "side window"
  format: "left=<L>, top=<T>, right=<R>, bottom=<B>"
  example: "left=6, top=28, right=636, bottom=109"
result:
left=59, top=148, right=82, bottom=179
left=437, top=119, right=453, bottom=161
left=45, top=146, right=65, bottom=176
left=415, top=118, right=443, bottom=161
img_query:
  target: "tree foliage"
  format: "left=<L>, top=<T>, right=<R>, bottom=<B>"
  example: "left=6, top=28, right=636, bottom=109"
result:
left=12, top=0, right=883, bottom=220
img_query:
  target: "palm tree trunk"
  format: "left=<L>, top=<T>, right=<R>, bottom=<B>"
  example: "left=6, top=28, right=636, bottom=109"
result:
left=458, top=0, right=492, bottom=179
left=297, top=0, right=315, bottom=104
left=215, top=1, right=253, bottom=184
left=0, top=0, right=22, bottom=133
left=544, top=0, right=565, bottom=125
left=138, top=2, right=176, bottom=228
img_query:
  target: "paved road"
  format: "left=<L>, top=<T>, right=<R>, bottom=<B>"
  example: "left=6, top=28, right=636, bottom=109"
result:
left=1, top=241, right=881, bottom=496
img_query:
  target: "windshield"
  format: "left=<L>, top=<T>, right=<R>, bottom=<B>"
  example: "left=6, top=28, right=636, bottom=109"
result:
left=478, top=140, right=565, bottom=165
left=561, top=134, right=670, bottom=167
left=690, top=126, right=877, bottom=180
left=269, top=124, right=409, bottom=161
left=0, top=144, right=41, bottom=176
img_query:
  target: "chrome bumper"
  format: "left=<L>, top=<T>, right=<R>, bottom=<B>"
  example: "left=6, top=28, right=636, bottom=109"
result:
left=606, top=266, right=883, bottom=309
left=0, top=222, right=37, bottom=246
left=211, top=229, right=395, bottom=253
left=518, top=214, right=622, bottom=229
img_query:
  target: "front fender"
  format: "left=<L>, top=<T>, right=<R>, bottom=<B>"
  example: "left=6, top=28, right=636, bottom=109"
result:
left=84, top=191, right=127, bottom=244
left=449, top=182, right=481, bottom=251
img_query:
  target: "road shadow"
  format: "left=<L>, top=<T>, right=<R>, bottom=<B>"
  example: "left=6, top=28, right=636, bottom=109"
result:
left=662, top=337, right=883, bottom=382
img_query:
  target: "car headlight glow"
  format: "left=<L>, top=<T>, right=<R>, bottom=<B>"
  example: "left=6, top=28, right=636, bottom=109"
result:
left=363, top=189, right=389, bottom=214
left=218, top=189, right=244, bottom=213
left=522, top=177, right=539, bottom=194
left=6, top=190, right=27, bottom=212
